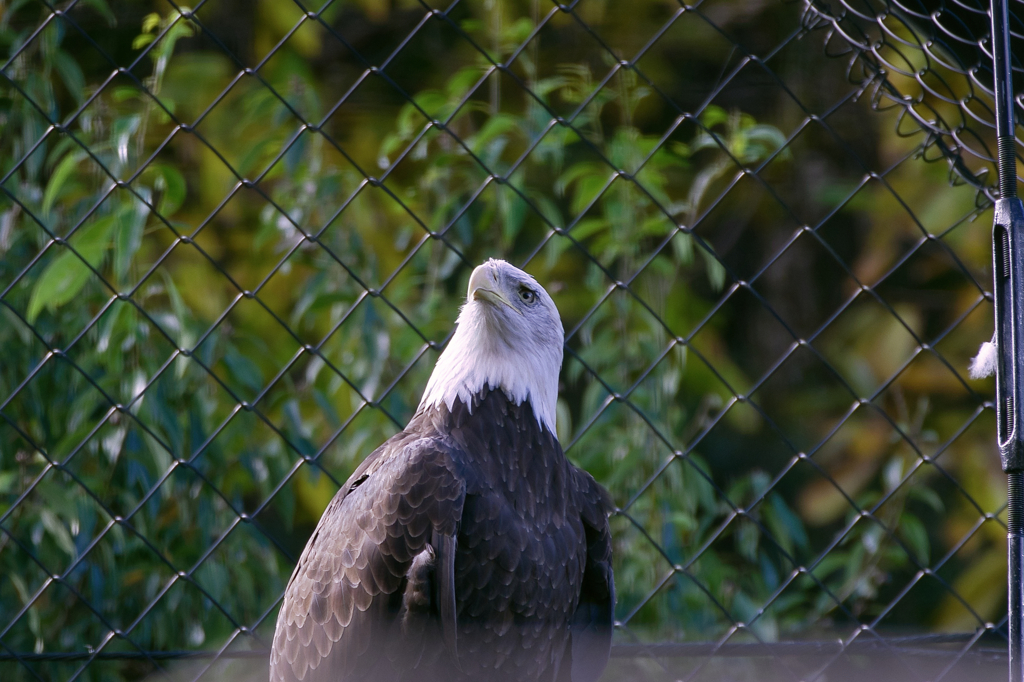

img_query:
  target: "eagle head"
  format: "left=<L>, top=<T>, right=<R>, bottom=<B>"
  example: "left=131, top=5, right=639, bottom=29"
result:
left=418, top=259, right=564, bottom=434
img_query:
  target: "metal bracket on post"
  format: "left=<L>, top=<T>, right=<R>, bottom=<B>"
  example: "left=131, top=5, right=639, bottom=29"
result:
left=994, top=198, right=1024, bottom=474
left=1001, top=195, right=1024, bottom=682
left=1001, top=197, right=1024, bottom=682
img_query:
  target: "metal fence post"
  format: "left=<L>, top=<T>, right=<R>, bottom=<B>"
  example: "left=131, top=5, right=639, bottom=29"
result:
left=990, top=0, right=1024, bottom=680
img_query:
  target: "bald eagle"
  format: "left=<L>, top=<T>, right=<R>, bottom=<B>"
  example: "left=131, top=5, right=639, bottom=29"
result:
left=269, top=259, right=615, bottom=682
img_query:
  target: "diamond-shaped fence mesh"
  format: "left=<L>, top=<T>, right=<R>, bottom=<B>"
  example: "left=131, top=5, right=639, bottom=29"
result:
left=1, top=0, right=1022, bottom=680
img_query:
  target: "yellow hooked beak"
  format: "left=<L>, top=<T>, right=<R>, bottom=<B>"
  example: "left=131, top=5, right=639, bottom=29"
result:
left=468, top=263, right=523, bottom=315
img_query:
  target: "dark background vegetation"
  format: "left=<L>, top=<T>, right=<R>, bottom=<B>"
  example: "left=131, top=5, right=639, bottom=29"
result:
left=1, top=0, right=1021, bottom=680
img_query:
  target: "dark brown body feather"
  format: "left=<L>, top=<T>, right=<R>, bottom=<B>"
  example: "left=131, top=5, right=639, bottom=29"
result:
left=270, top=387, right=614, bottom=682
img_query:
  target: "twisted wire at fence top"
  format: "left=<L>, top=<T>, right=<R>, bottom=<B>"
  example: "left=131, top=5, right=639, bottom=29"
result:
left=1, top=0, right=1021, bottom=681
left=804, top=0, right=1023, bottom=199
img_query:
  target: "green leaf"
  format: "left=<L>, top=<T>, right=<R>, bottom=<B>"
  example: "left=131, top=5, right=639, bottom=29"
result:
left=53, top=51, right=85, bottom=104
left=236, top=137, right=275, bottom=177
left=395, top=92, right=446, bottom=138
left=44, top=137, right=78, bottom=172
left=114, top=191, right=151, bottom=282
left=568, top=217, right=609, bottom=241
left=377, top=133, right=406, bottom=169
left=570, top=174, right=608, bottom=215
left=908, top=485, right=944, bottom=514
left=533, top=76, right=568, bottom=100
left=132, top=33, right=156, bottom=50
left=40, top=509, right=77, bottom=558
left=445, top=66, right=486, bottom=100
left=744, top=124, right=787, bottom=151
left=27, top=215, right=116, bottom=322
left=42, top=151, right=87, bottom=218
left=0, top=470, right=17, bottom=494
left=499, top=184, right=527, bottom=244
left=471, top=113, right=519, bottom=154
left=159, top=270, right=193, bottom=361
left=700, top=105, right=728, bottom=129
left=766, top=493, right=810, bottom=555
left=703, top=250, right=727, bottom=292
left=527, top=192, right=562, bottom=231
left=669, top=140, right=691, bottom=158
left=146, top=163, right=187, bottom=216
left=735, top=518, right=759, bottom=562
left=898, top=513, right=930, bottom=564
left=222, top=346, right=264, bottom=395
left=111, top=86, right=141, bottom=102
left=555, top=161, right=604, bottom=197
left=141, top=12, right=162, bottom=34
left=501, top=17, right=534, bottom=45
left=161, top=269, right=189, bottom=324
left=112, top=114, right=141, bottom=169
left=810, top=551, right=850, bottom=582
left=691, top=130, right=726, bottom=155
left=313, top=389, right=342, bottom=429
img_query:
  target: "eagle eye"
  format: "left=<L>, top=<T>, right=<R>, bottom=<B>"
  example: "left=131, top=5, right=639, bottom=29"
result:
left=518, top=286, right=536, bottom=304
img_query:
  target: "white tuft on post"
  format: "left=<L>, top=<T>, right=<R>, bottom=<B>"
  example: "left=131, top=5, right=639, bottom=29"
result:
left=968, top=338, right=998, bottom=379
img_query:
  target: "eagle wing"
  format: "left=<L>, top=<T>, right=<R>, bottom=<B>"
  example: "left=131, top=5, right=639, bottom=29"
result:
left=270, top=435, right=466, bottom=682
left=561, top=469, right=615, bottom=682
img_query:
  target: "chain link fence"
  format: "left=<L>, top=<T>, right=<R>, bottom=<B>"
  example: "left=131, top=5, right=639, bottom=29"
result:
left=1, top=0, right=1022, bottom=680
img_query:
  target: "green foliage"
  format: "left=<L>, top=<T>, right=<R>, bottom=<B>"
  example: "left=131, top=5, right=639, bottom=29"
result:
left=0, top=1, right=1002, bottom=680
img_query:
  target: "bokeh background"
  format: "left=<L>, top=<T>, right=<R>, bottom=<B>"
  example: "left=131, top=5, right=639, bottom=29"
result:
left=1, top=0, right=1023, bottom=680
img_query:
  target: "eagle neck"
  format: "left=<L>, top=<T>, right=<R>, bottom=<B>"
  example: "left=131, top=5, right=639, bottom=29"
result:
left=416, top=304, right=561, bottom=436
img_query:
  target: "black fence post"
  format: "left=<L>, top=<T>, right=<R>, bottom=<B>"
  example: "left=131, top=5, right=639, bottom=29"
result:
left=990, top=0, right=1024, bottom=680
